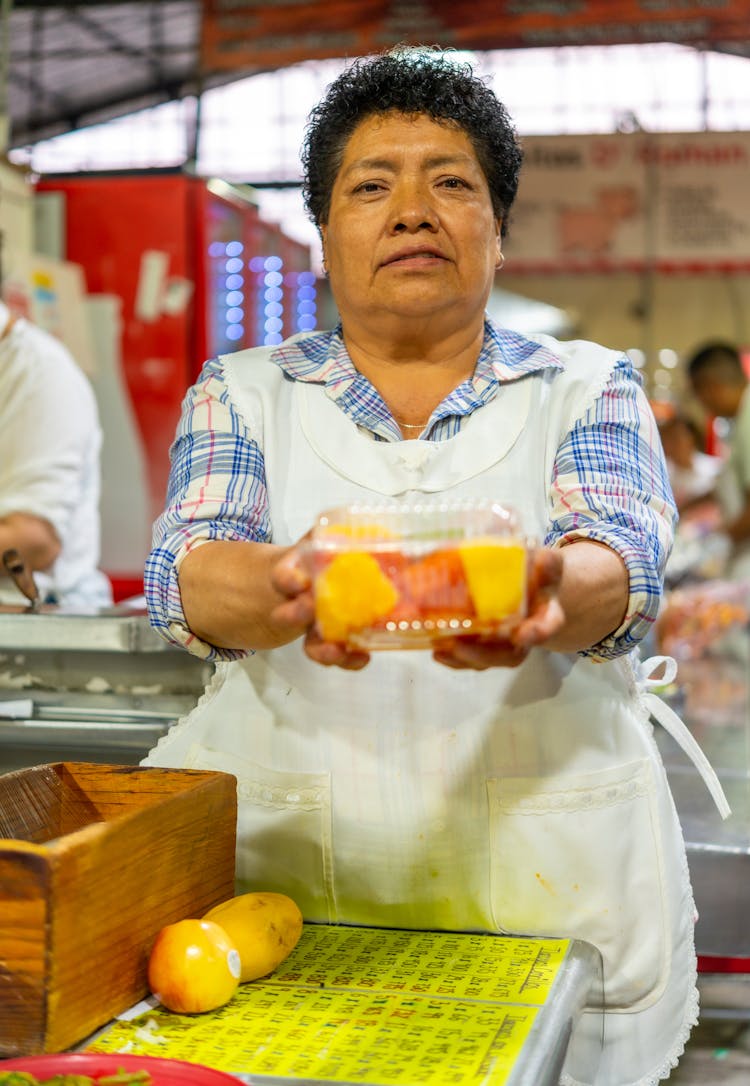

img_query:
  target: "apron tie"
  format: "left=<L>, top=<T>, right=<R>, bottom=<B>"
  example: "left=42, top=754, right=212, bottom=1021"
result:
left=640, top=655, right=731, bottom=821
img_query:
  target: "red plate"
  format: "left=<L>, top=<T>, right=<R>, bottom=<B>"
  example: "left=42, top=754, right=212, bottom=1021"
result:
left=0, top=1052, right=241, bottom=1083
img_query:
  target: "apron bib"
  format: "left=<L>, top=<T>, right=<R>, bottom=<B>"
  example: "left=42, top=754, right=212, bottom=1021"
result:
left=145, top=337, right=727, bottom=1085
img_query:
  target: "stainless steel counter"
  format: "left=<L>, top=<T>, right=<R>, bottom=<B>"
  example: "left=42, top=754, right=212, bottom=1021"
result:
left=0, top=606, right=212, bottom=774
left=0, top=608, right=177, bottom=653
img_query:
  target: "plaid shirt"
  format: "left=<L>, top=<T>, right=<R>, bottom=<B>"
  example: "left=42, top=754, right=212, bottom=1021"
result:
left=145, top=320, right=676, bottom=662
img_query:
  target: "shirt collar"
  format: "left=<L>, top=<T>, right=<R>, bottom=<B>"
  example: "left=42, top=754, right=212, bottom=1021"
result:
left=271, top=319, right=564, bottom=388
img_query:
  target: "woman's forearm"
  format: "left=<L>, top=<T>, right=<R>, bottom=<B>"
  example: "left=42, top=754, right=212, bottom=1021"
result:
left=177, top=536, right=631, bottom=660
left=545, top=539, right=630, bottom=653
left=178, top=539, right=305, bottom=651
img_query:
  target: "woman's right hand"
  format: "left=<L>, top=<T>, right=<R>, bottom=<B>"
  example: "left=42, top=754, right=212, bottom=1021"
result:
left=270, top=544, right=371, bottom=670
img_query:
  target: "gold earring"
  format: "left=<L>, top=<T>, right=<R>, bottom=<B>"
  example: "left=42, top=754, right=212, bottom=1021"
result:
left=495, top=251, right=505, bottom=271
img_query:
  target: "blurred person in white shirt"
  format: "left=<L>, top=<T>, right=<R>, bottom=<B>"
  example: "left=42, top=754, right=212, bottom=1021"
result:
left=0, top=299, right=112, bottom=609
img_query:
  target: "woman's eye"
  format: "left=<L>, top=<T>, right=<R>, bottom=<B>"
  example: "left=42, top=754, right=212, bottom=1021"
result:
left=354, top=181, right=384, bottom=194
left=440, top=177, right=469, bottom=190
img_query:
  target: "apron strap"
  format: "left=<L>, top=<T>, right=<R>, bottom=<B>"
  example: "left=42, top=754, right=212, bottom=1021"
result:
left=639, top=653, right=678, bottom=688
left=645, top=691, right=731, bottom=821
left=640, top=655, right=731, bottom=821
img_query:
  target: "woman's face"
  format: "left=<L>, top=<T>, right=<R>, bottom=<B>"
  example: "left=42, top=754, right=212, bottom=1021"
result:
left=320, top=111, right=502, bottom=336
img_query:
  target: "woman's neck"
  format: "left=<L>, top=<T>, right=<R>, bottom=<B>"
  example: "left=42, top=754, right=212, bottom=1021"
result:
left=342, top=319, right=484, bottom=394
left=339, top=319, right=485, bottom=439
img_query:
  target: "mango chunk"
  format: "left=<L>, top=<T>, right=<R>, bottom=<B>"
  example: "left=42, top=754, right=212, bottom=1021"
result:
left=457, top=539, right=526, bottom=622
left=315, top=551, right=400, bottom=642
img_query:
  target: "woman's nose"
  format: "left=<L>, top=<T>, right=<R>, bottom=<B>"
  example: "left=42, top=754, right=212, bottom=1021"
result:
left=388, top=184, right=438, bottom=232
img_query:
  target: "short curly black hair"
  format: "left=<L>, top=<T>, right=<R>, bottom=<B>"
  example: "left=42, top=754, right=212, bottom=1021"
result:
left=301, top=47, right=523, bottom=238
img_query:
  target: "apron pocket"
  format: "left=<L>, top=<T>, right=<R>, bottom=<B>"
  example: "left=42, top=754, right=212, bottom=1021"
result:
left=183, top=743, right=336, bottom=924
left=487, top=758, right=668, bottom=1011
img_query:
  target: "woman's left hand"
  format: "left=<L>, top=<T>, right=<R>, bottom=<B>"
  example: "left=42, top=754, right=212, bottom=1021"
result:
left=432, top=547, right=565, bottom=670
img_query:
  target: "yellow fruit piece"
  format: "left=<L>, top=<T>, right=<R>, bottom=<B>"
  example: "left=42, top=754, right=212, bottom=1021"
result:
left=147, top=918, right=240, bottom=1014
left=458, top=539, right=526, bottom=622
left=315, top=551, right=399, bottom=642
left=204, top=891, right=304, bottom=983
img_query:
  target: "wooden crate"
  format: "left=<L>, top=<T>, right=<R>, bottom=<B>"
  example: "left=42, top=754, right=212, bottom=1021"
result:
left=0, top=761, right=237, bottom=1056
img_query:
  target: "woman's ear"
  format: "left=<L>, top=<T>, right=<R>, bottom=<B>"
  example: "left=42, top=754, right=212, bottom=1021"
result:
left=494, top=224, right=504, bottom=270
left=320, top=224, right=328, bottom=274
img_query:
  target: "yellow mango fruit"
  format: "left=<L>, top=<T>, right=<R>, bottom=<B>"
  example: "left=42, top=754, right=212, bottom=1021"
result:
left=457, top=539, right=527, bottom=622
left=315, top=551, right=399, bottom=642
left=203, top=891, right=303, bottom=983
left=147, top=918, right=240, bottom=1013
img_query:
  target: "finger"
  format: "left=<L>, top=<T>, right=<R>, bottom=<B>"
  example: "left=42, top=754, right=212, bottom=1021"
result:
left=304, top=631, right=370, bottom=670
left=514, top=597, right=566, bottom=648
left=432, top=651, right=471, bottom=670
left=434, top=637, right=528, bottom=671
left=272, top=549, right=312, bottom=597
left=272, top=591, right=316, bottom=630
left=337, top=652, right=371, bottom=671
left=432, top=638, right=467, bottom=669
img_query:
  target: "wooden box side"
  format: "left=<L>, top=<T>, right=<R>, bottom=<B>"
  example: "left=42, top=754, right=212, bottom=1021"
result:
left=0, top=763, right=218, bottom=844
left=1, top=766, right=237, bottom=1055
left=0, top=845, right=51, bottom=1057
left=55, top=763, right=234, bottom=820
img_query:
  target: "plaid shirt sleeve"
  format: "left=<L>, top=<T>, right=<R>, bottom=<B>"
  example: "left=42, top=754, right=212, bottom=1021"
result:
left=144, top=357, right=270, bottom=661
left=547, top=356, right=676, bottom=660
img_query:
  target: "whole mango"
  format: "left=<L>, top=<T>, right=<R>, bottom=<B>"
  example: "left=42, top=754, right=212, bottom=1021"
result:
left=203, top=891, right=303, bottom=982
left=147, top=918, right=241, bottom=1013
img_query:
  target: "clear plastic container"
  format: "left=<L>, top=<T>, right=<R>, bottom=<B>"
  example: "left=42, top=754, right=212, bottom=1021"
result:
left=308, top=501, right=529, bottom=650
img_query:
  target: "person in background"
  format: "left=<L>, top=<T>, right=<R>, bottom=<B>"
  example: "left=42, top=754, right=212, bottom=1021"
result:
left=657, top=411, right=722, bottom=513
left=687, top=340, right=750, bottom=579
left=144, top=48, right=726, bottom=1085
left=0, top=298, right=112, bottom=609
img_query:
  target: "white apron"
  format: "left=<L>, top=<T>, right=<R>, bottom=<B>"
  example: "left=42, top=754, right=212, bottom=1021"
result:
left=145, top=335, right=729, bottom=1086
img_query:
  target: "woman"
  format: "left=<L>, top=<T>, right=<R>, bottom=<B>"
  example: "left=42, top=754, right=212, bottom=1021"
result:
left=144, top=49, right=728, bottom=1085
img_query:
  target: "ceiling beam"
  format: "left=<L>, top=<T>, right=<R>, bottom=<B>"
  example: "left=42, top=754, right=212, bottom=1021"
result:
left=8, top=67, right=257, bottom=148
left=10, top=77, right=184, bottom=145
left=67, top=6, right=166, bottom=70
left=9, top=62, right=77, bottom=114
left=12, top=1, right=160, bottom=7
left=11, top=45, right=191, bottom=61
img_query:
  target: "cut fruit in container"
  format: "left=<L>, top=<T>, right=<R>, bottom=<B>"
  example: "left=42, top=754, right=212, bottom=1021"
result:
left=309, top=501, right=529, bottom=649
left=315, top=551, right=400, bottom=642
left=458, top=539, right=527, bottom=622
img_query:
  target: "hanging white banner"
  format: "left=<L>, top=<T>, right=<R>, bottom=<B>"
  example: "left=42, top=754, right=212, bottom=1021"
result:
left=505, top=131, right=750, bottom=274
